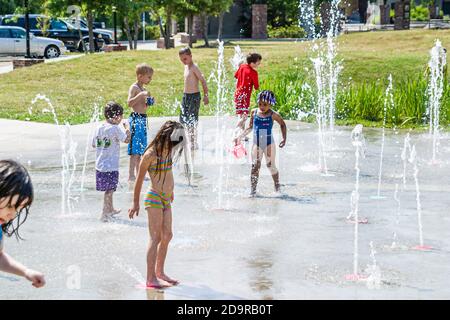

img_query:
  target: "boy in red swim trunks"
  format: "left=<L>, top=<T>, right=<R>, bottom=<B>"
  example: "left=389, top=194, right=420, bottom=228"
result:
left=234, top=53, right=262, bottom=139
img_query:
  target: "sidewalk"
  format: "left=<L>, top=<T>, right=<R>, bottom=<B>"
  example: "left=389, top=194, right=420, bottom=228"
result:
left=118, top=38, right=184, bottom=50
left=0, top=61, right=13, bottom=74
left=0, top=53, right=85, bottom=75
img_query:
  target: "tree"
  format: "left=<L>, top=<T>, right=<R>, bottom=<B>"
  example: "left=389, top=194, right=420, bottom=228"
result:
left=206, top=0, right=233, bottom=42
left=3, top=0, right=48, bottom=15
left=143, top=0, right=187, bottom=49
left=172, top=0, right=198, bottom=48
left=266, top=0, right=299, bottom=27
left=195, top=0, right=212, bottom=47
left=239, top=0, right=304, bottom=37
left=0, top=0, right=16, bottom=15
left=79, top=0, right=109, bottom=53
left=177, top=0, right=233, bottom=48
left=42, top=0, right=109, bottom=53
left=112, top=0, right=152, bottom=50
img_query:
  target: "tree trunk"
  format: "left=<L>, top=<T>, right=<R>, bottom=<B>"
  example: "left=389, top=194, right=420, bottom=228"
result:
left=133, top=19, right=139, bottom=50
left=202, top=14, right=209, bottom=47
left=164, top=9, right=172, bottom=49
left=87, top=8, right=95, bottom=53
left=124, top=17, right=134, bottom=50
left=188, top=14, right=194, bottom=48
left=217, top=11, right=224, bottom=42
left=158, top=15, right=166, bottom=40
left=79, top=27, right=87, bottom=54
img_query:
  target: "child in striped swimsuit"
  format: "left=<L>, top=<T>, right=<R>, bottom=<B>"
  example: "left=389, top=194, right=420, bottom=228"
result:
left=235, top=90, right=287, bottom=196
left=144, top=159, right=173, bottom=210
left=128, top=121, right=189, bottom=289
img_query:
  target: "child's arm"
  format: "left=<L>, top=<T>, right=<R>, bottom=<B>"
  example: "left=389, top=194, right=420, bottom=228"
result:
left=91, top=127, right=98, bottom=148
left=0, top=249, right=46, bottom=288
left=128, top=151, right=153, bottom=219
left=127, top=85, right=148, bottom=110
left=234, top=64, right=241, bottom=79
left=234, top=109, right=255, bottom=145
left=272, top=112, right=287, bottom=148
left=124, top=128, right=131, bottom=144
left=117, top=123, right=131, bottom=144
left=253, top=71, right=260, bottom=91
left=193, top=65, right=209, bottom=105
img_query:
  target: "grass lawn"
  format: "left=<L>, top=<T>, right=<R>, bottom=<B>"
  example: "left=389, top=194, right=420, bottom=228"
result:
left=1, top=29, right=449, bottom=125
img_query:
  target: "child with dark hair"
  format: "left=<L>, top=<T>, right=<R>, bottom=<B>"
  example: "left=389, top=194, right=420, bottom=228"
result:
left=234, top=52, right=262, bottom=140
left=234, top=90, right=287, bottom=196
left=129, top=121, right=190, bottom=289
left=0, top=160, right=45, bottom=288
left=93, top=101, right=131, bottom=222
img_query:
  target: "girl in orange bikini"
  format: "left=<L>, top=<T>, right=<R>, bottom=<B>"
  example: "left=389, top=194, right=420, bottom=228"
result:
left=128, top=121, right=189, bottom=289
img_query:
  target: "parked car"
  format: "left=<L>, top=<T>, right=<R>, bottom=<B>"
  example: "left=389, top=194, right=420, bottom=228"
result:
left=63, top=18, right=113, bottom=44
left=0, top=14, right=105, bottom=52
left=93, top=21, right=105, bottom=29
left=0, top=26, right=66, bottom=58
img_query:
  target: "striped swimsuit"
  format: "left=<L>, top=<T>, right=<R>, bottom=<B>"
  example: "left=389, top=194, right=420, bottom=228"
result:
left=144, top=158, right=173, bottom=210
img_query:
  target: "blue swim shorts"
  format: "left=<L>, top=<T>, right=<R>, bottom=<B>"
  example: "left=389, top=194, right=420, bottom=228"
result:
left=128, top=112, right=148, bottom=156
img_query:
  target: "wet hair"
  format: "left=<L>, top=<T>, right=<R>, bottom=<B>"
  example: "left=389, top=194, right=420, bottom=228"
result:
left=0, top=160, right=34, bottom=240
left=179, top=47, right=192, bottom=56
left=104, top=101, right=124, bottom=120
left=136, top=63, right=154, bottom=76
left=145, top=121, right=186, bottom=183
left=247, top=53, right=262, bottom=65
left=257, top=90, right=276, bottom=106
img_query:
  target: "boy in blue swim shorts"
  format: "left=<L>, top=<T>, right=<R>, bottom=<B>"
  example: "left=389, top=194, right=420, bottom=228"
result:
left=127, top=63, right=154, bottom=182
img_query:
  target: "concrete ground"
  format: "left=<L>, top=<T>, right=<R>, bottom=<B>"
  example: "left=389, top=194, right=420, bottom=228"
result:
left=1, top=117, right=450, bottom=299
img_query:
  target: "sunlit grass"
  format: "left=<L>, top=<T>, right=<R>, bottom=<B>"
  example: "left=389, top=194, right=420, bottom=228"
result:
left=1, top=29, right=449, bottom=125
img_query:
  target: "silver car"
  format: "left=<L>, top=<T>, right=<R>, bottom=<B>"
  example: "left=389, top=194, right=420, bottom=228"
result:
left=0, top=26, right=67, bottom=58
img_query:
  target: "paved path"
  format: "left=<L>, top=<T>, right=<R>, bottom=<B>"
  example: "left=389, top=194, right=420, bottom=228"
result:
left=1, top=117, right=450, bottom=299
left=0, top=54, right=84, bottom=75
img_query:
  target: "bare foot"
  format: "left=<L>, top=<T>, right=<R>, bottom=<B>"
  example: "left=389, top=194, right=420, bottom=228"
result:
left=157, top=273, right=179, bottom=285
left=100, top=214, right=111, bottom=222
left=146, top=279, right=169, bottom=289
left=111, top=208, right=121, bottom=216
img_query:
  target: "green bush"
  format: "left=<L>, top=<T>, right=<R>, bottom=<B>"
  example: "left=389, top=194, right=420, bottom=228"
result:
left=259, top=68, right=314, bottom=120
left=268, top=25, right=306, bottom=38
left=139, top=25, right=161, bottom=40
left=411, top=5, right=430, bottom=21
left=259, top=68, right=450, bottom=127
left=119, top=25, right=160, bottom=41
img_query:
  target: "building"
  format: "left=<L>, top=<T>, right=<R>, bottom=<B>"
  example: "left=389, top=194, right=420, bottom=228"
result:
left=344, top=0, right=450, bottom=24
left=188, top=0, right=450, bottom=39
